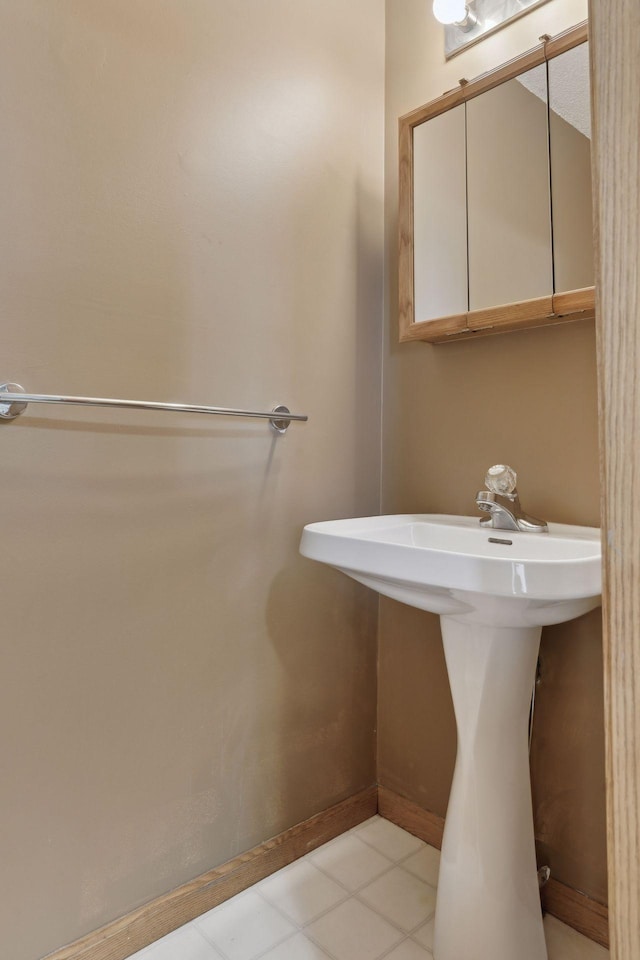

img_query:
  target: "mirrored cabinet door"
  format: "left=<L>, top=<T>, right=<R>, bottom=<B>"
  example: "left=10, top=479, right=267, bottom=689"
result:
left=466, top=63, right=553, bottom=312
left=413, top=105, right=468, bottom=323
left=549, top=41, right=594, bottom=292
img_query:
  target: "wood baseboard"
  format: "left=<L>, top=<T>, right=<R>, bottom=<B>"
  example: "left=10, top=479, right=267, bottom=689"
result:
left=378, top=785, right=609, bottom=950
left=542, top=878, right=609, bottom=950
left=43, top=783, right=608, bottom=959
left=44, top=786, right=377, bottom=960
left=378, top=785, right=445, bottom=848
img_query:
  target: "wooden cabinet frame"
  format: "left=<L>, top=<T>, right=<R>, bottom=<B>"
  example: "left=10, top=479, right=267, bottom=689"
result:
left=399, top=21, right=593, bottom=344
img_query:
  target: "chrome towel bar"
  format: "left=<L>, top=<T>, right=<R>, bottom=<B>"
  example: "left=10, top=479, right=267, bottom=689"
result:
left=0, top=383, right=307, bottom=435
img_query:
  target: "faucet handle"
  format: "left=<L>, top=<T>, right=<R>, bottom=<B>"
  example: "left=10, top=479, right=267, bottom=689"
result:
left=485, top=464, right=517, bottom=496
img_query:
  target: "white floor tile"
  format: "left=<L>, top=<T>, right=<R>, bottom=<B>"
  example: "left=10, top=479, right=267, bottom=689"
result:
left=125, top=821, right=610, bottom=960
left=356, top=818, right=425, bottom=862
left=353, top=815, right=382, bottom=832
left=401, top=846, right=440, bottom=887
left=382, top=942, right=433, bottom=960
left=195, top=890, right=296, bottom=960
left=258, top=858, right=347, bottom=925
left=143, top=925, right=223, bottom=960
left=306, top=899, right=404, bottom=960
left=358, top=867, right=436, bottom=932
left=311, top=833, right=393, bottom=891
left=258, top=933, right=334, bottom=960
left=544, top=914, right=609, bottom=960
left=411, top=917, right=434, bottom=951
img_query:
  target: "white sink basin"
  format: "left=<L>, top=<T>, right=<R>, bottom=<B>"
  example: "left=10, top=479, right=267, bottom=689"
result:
left=300, top=513, right=602, bottom=960
left=300, top=514, right=601, bottom=626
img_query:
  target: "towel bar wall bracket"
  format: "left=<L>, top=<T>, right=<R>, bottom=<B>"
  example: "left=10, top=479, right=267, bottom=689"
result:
left=0, top=384, right=307, bottom=435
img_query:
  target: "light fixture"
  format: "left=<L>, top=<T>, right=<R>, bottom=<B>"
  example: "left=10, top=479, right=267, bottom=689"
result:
left=432, top=0, right=478, bottom=31
left=435, top=1, right=553, bottom=59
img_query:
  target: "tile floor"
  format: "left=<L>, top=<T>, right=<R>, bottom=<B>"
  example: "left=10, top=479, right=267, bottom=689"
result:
left=129, top=816, right=609, bottom=960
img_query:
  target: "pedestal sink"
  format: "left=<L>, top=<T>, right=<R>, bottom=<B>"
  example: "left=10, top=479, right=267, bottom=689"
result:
left=300, top=514, right=601, bottom=960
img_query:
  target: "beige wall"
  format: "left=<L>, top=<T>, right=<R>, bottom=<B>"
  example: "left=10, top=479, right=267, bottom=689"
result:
left=382, top=0, right=607, bottom=904
left=0, top=4, right=384, bottom=958
left=551, top=110, right=595, bottom=291
left=467, top=74, right=553, bottom=309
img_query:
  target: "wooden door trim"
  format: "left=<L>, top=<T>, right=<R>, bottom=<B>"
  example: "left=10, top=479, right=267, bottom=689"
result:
left=590, top=1, right=640, bottom=957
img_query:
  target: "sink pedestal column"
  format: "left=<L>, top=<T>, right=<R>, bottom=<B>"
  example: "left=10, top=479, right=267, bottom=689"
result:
left=433, top=616, right=547, bottom=960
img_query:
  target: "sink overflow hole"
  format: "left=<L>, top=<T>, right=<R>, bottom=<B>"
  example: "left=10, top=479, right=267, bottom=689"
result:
left=488, top=537, right=513, bottom=546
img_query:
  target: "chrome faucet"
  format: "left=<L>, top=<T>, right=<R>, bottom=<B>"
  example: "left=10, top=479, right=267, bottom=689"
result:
left=476, top=465, right=548, bottom=533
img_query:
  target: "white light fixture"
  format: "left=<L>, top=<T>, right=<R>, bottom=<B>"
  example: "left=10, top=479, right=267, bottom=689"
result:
left=432, top=0, right=478, bottom=32
left=435, top=0, right=553, bottom=59
left=432, top=0, right=468, bottom=24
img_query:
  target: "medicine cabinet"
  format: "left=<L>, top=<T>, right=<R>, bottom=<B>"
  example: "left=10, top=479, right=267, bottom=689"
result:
left=399, top=22, right=593, bottom=343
